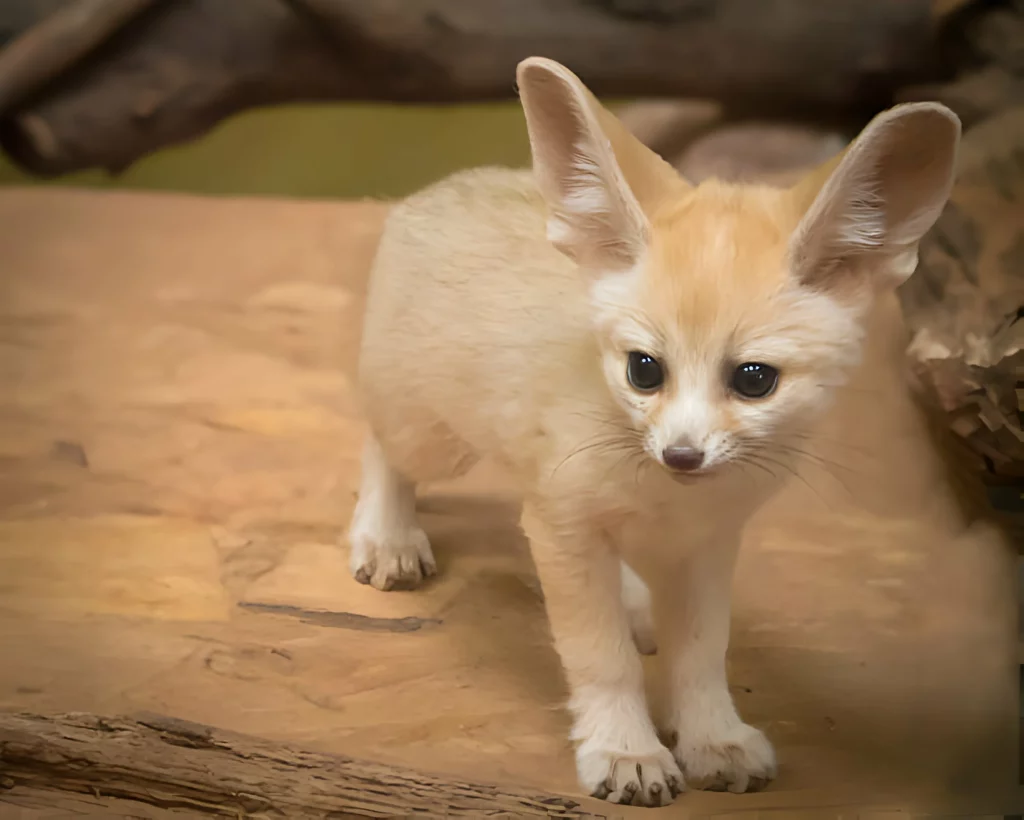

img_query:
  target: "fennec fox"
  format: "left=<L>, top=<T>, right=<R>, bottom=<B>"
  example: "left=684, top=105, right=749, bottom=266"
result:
left=349, top=57, right=959, bottom=805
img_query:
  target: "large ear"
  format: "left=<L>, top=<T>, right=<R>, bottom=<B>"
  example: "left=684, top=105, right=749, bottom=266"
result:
left=516, top=57, right=681, bottom=271
left=789, top=102, right=960, bottom=290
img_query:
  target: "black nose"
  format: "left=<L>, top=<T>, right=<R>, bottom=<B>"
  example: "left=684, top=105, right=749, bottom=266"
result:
left=662, top=445, right=705, bottom=472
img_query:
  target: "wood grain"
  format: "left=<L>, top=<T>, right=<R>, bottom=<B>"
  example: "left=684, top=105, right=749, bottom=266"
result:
left=0, top=712, right=607, bottom=818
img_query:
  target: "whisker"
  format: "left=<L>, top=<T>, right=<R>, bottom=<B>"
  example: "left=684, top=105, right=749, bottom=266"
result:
left=771, top=443, right=858, bottom=474
left=551, top=433, right=640, bottom=476
left=764, top=439, right=861, bottom=499
left=735, top=454, right=777, bottom=480
left=749, top=450, right=835, bottom=511
left=568, top=410, right=632, bottom=430
left=632, top=450, right=651, bottom=487
left=784, top=430, right=875, bottom=457
left=606, top=445, right=645, bottom=485
left=634, top=457, right=644, bottom=486
left=780, top=455, right=856, bottom=498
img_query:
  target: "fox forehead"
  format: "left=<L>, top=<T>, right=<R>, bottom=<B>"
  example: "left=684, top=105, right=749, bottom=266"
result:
left=631, top=181, right=823, bottom=358
left=647, top=182, right=798, bottom=310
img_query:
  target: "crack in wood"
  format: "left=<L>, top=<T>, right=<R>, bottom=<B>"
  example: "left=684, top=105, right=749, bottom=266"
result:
left=238, top=601, right=442, bottom=632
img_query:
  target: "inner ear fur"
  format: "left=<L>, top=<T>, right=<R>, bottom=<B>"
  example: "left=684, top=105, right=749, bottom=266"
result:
left=516, top=57, right=682, bottom=271
left=789, top=102, right=961, bottom=289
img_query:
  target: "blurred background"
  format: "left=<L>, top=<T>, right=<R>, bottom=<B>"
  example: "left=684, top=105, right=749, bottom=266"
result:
left=0, top=0, right=1002, bottom=203
left=0, top=101, right=533, bottom=199
left=4, top=0, right=1017, bottom=492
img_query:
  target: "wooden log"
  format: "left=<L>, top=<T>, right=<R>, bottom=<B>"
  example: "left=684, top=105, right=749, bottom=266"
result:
left=0, top=2, right=71, bottom=49
left=0, top=0, right=159, bottom=114
left=0, top=711, right=609, bottom=818
left=0, top=0, right=937, bottom=175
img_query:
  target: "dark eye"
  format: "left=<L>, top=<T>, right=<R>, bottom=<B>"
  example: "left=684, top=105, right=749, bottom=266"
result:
left=626, top=351, right=664, bottom=392
left=731, top=362, right=779, bottom=399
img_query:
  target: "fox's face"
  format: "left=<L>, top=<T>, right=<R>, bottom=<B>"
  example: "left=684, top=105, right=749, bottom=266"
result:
left=517, top=58, right=959, bottom=477
left=589, top=183, right=868, bottom=475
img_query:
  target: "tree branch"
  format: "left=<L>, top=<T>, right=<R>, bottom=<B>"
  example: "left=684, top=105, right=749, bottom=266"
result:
left=0, top=0, right=159, bottom=114
left=0, top=711, right=607, bottom=818
left=0, top=0, right=937, bottom=175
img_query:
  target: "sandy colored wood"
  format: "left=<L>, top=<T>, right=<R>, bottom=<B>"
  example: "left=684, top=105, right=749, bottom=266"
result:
left=0, top=712, right=604, bottom=818
left=0, top=187, right=1020, bottom=816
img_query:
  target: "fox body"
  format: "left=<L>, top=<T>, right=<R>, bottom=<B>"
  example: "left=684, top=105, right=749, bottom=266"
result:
left=349, top=58, right=959, bottom=805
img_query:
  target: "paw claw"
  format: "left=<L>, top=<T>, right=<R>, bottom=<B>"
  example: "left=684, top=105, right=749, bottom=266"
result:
left=666, top=775, right=684, bottom=797
left=674, top=721, right=776, bottom=794
left=747, top=775, right=769, bottom=792
left=348, top=525, right=436, bottom=591
left=616, top=781, right=639, bottom=805
left=578, top=744, right=682, bottom=807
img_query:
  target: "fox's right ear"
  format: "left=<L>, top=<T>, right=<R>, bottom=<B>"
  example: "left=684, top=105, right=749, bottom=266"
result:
left=517, top=58, right=650, bottom=272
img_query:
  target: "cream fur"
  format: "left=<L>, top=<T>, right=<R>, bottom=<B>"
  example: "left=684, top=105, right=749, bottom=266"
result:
left=347, top=58, right=959, bottom=806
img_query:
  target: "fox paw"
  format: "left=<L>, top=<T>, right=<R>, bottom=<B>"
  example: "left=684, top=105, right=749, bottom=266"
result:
left=577, top=744, right=683, bottom=806
left=348, top=526, right=436, bottom=591
left=673, top=721, right=776, bottom=793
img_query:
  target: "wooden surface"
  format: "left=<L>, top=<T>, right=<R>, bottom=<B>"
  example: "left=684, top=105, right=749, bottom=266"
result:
left=0, top=187, right=1020, bottom=816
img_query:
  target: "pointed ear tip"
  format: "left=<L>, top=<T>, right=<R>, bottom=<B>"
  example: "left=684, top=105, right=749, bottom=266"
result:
left=515, top=60, right=538, bottom=88
left=886, top=101, right=963, bottom=135
left=516, top=56, right=543, bottom=75
left=516, top=57, right=569, bottom=85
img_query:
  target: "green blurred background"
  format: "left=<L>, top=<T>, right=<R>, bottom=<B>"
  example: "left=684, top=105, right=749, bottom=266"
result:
left=0, top=103, right=533, bottom=200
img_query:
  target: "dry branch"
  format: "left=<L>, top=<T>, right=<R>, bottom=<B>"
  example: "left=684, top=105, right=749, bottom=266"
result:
left=898, top=0, right=1024, bottom=127
left=0, top=0, right=938, bottom=175
left=0, top=711, right=608, bottom=818
left=0, top=0, right=158, bottom=114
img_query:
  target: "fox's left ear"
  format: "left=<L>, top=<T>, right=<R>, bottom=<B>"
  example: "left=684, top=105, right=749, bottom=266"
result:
left=789, top=102, right=960, bottom=290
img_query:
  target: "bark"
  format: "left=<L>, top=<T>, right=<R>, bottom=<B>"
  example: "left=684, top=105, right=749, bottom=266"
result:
left=0, top=0, right=937, bottom=174
left=0, top=0, right=157, bottom=114
left=0, top=711, right=607, bottom=818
